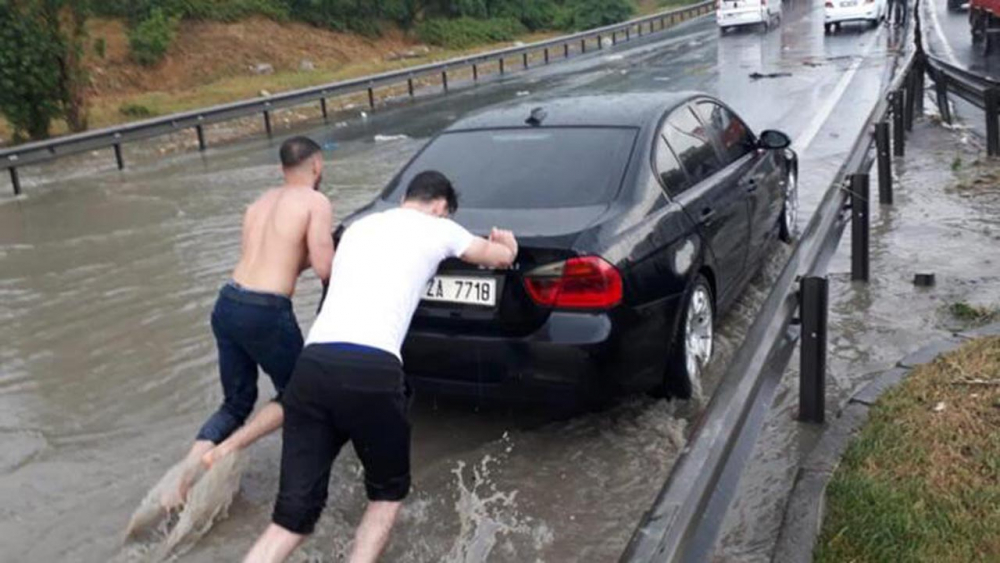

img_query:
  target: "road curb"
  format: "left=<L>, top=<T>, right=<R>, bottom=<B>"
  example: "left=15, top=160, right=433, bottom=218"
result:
left=770, top=325, right=1000, bottom=563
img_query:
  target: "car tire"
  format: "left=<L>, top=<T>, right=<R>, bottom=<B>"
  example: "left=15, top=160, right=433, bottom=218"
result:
left=779, top=163, right=799, bottom=244
left=657, top=275, right=714, bottom=400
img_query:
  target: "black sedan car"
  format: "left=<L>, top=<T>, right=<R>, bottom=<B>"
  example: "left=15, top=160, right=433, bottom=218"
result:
left=341, top=92, right=798, bottom=404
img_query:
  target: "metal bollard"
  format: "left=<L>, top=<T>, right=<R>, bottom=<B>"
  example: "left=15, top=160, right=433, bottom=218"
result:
left=986, top=88, right=1000, bottom=156
left=935, top=77, right=951, bottom=124
left=892, top=90, right=905, bottom=157
left=9, top=167, right=21, bottom=196
left=263, top=110, right=272, bottom=137
left=799, top=276, right=829, bottom=424
left=196, top=124, right=207, bottom=151
left=113, top=143, right=124, bottom=170
left=876, top=122, right=892, bottom=205
left=850, top=173, right=870, bottom=282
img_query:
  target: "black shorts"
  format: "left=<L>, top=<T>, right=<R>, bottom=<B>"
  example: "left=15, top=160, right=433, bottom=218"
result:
left=272, top=343, right=411, bottom=536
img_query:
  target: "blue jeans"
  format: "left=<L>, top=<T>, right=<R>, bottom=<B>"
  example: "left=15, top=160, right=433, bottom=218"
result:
left=196, top=282, right=304, bottom=444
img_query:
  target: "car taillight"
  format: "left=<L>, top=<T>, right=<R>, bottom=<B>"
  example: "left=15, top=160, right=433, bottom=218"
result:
left=523, top=256, right=623, bottom=310
left=824, top=1, right=833, bottom=6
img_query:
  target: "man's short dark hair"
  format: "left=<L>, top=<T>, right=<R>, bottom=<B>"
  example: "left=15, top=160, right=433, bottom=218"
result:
left=279, top=136, right=322, bottom=169
left=404, top=171, right=459, bottom=215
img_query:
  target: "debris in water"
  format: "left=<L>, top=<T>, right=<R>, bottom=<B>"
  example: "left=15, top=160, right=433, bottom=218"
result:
left=749, top=72, right=793, bottom=80
left=913, top=273, right=936, bottom=287
left=515, top=91, right=531, bottom=97
left=933, top=401, right=946, bottom=413
left=374, top=134, right=409, bottom=143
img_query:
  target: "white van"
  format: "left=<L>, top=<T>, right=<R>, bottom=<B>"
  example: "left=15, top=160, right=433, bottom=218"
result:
left=717, top=0, right=782, bottom=32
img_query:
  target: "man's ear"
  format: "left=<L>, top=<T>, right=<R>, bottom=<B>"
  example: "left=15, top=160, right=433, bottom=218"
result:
left=313, top=156, right=323, bottom=177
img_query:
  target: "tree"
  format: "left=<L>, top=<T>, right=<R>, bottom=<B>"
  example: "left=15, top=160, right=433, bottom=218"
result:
left=0, top=0, right=90, bottom=141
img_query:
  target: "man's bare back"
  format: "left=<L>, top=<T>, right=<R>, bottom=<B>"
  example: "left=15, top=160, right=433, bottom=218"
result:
left=233, top=186, right=334, bottom=296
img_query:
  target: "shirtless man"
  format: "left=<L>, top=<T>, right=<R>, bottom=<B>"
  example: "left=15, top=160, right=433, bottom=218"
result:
left=163, top=136, right=334, bottom=507
left=243, top=170, right=518, bottom=563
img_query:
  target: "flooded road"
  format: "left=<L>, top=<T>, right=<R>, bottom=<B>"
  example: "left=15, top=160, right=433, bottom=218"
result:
left=1, top=3, right=902, bottom=561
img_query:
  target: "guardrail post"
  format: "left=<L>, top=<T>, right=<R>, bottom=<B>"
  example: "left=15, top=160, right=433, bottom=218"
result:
left=892, top=90, right=905, bottom=157
left=523, top=52, right=529, bottom=68
left=544, top=48, right=550, bottom=64
left=367, top=87, right=375, bottom=109
left=471, top=65, right=478, bottom=82
left=263, top=110, right=272, bottom=137
left=9, top=168, right=21, bottom=196
left=564, top=43, right=569, bottom=58
left=876, top=121, right=892, bottom=205
left=799, top=275, right=828, bottom=424
left=442, top=70, right=448, bottom=92
left=599, top=34, right=604, bottom=49
left=408, top=76, right=415, bottom=95
left=626, top=27, right=631, bottom=41
left=196, top=124, right=207, bottom=151
left=850, top=173, right=870, bottom=282
left=986, top=88, right=1000, bottom=156
left=913, top=57, right=925, bottom=117
left=500, top=58, right=505, bottom=74
left=319, top=99, right=328, bottom=122
left=113, top=143, right=124, bottom=170
left=935, top=76, right=951, bottom=124
left=581, top=38, right=587, bottom=53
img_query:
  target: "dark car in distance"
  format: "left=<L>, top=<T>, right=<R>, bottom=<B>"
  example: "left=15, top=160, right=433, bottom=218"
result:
left=340, top=92, right=798, bottom=405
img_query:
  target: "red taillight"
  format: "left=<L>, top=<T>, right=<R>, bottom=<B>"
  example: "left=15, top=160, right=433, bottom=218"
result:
left=523, top=256, right=623, bottom=310
left=824, top=1, right=833, bottom=6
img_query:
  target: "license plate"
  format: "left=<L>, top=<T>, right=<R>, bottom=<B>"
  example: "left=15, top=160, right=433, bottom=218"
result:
left=840, top=1, right=857, bottom=6
left=423, top=276, right=497, bottom=307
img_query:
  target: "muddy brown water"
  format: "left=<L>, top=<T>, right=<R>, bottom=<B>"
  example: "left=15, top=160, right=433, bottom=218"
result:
left=0, top=5, right=902, bottom=561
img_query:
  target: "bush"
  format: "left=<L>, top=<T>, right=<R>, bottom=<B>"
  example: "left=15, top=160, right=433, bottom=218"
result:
left=94, top=37, right=106, bottom=58
left=0, top=2, right=64, bottom=141
left=119, top=103, right=157, bottom=118
left=129, top=8, right=177, bottom=66
left=559, top=0, right=633, bottom=31
left=416, top=16, right=526, bottom=49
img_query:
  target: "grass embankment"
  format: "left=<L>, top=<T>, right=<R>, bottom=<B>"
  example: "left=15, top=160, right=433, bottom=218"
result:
left=0, top=0, right=701, bottom=145
left=816, top=336, right=1000, bottom=563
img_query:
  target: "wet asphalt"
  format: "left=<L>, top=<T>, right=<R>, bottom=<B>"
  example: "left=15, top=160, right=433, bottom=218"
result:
left=0, top=3, right=907, bottom=561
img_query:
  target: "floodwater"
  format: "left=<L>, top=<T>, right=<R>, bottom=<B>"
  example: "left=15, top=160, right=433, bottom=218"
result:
left=1, top=2, right=902, bottom=561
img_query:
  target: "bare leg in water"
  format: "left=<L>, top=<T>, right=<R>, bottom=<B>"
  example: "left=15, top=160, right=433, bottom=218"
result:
left=203, top=401, right=284, bottom=468
left=243, top=501, right=401, bottom=563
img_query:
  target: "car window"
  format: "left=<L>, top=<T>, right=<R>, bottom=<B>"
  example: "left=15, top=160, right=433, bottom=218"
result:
left=654, top=136, right=688, bottom=196
left=662, top=107, right=723, bottom=186
left=693, top=101, right=755, bottom=164
left=380, top=127, right=637, bottom=209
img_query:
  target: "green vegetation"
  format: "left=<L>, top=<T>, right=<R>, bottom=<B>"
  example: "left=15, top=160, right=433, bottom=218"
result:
left=118, top=102, right=157, bottom=118
left=128, top=8, right=178, bottom=66
left=816, top=336, right=1000, bottom=562
left=416, top=17, right=526, bottom=48
left=949, top=301, right=1000, bottom=325
left=94, top=36, right=107, bottom=58
left=0, top=0, right=89, bottom=141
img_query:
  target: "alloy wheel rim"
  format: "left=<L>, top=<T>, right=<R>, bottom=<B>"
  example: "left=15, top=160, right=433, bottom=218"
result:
left=685, top=285, right=714, bottom=382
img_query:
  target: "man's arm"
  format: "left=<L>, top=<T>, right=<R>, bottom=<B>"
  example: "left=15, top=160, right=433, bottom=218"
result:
left=460, top=228, right=518, bottom=269
left=307, top=196, right=335, bottom=284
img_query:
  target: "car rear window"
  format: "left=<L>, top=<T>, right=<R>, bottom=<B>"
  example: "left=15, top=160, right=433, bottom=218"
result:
left=381, top=127, right=637, bottom=209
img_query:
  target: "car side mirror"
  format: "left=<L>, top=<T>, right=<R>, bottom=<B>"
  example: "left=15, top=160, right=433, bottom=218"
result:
left=758, top=130, right=792, bottom=150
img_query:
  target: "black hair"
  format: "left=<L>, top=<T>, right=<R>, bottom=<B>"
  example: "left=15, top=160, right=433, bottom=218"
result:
left=404, top=170, right=459, bottom=215
left=279, top=136, right=322, bottom=168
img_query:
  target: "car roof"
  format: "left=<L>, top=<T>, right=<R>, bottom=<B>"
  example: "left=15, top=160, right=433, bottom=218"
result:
left=444, top=92, right=705, bottom=130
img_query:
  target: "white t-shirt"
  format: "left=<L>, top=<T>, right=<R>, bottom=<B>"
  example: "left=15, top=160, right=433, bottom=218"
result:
left=306, top=207, right=476, bottom=360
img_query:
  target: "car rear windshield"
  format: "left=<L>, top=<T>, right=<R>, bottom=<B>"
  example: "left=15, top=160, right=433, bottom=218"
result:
left=381, top=127, right=637, bottom=209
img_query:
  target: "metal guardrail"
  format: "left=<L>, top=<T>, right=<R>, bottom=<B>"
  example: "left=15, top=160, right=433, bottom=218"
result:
left=1, top=1, right=713, bottom=196
left=620, top=12, right=924, bottom=563
left=922, top=36, right=1000, bottom=153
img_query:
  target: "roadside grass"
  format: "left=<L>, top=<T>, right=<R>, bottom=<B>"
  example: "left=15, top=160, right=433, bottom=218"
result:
left=949, top=301, right=1000, bottom=325
left=815, top=336, right=1000, bottom=563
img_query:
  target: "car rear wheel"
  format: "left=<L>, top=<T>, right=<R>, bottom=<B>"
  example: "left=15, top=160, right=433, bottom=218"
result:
left=779, top=164, right=799, bottom=243
left=659, top=275, right=714, bottom=400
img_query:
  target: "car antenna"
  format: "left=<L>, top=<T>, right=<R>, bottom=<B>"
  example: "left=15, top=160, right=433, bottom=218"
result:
left=525, top=107, right=547, bottom=126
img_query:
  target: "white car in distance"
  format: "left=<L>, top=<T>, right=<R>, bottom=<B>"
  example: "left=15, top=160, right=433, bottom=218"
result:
left=824, top=0, right=887, bottom=33
left=717, top=0, right=782, bottom=32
